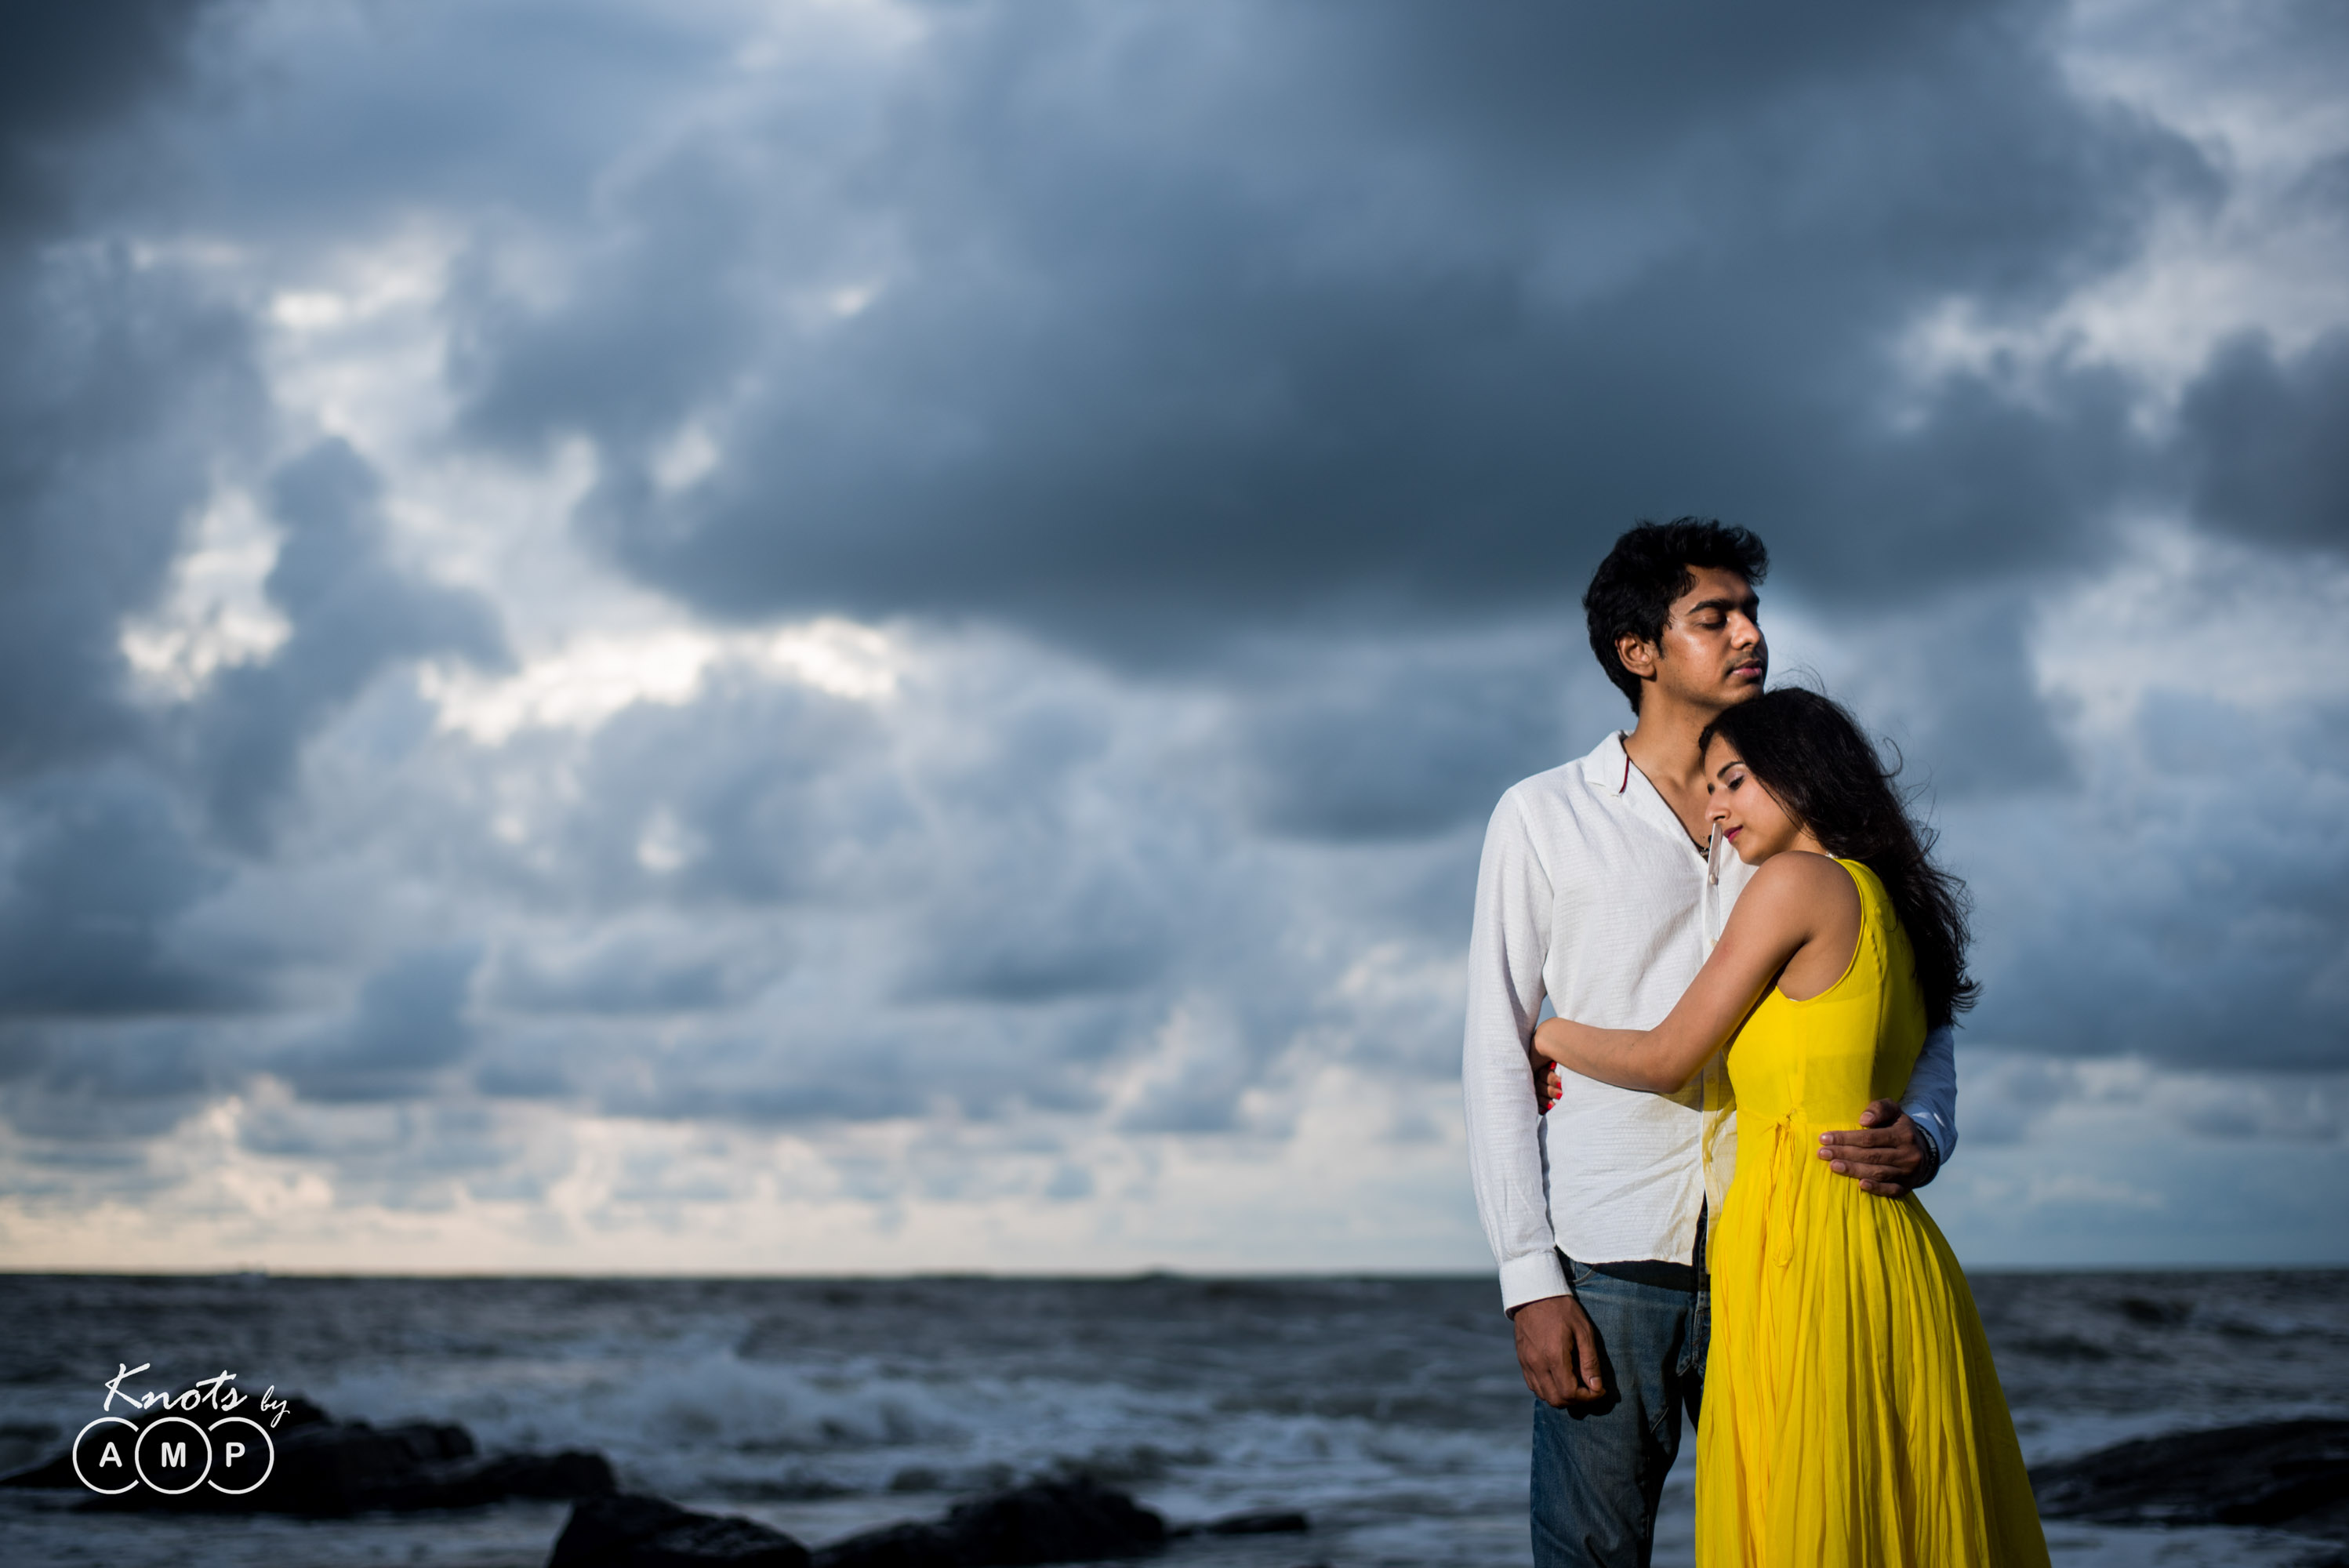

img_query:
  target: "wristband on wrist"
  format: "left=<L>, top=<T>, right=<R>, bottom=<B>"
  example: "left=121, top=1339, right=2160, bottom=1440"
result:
left=1912, top=1123, right=1942, bottom=1185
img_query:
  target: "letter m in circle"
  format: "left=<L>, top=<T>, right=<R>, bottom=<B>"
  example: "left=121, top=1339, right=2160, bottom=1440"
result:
left=162, top=1441, right=187, bottom=1467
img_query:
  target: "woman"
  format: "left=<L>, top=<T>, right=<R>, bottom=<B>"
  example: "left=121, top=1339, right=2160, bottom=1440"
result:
left=1533, top=688, right=2048, bottom=1567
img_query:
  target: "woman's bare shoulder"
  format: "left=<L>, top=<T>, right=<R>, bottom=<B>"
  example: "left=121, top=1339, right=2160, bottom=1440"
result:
left=1742, top=851, right=1861, bottom=912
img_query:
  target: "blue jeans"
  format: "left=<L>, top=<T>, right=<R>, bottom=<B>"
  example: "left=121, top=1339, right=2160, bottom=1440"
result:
left=1530, top=1257, right=1709, bottom=1568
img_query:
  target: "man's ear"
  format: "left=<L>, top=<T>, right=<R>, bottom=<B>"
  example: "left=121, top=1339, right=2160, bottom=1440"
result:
left=1616, top=633, right=1658, bottom=684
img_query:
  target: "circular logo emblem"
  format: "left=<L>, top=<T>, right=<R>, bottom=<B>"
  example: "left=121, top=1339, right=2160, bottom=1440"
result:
left=206, top=1414, right=276, bottom=1495
left=71, top=1416, right=141, bottom=1495
left=133, top=1414, right=213, bottom=1495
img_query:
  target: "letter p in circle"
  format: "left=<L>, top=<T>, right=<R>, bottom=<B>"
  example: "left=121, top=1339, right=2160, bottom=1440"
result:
left=207, top=1414, right=275, bottom=1495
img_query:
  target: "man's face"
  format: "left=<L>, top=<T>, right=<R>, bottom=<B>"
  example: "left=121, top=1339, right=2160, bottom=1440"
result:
left=1625, top=566, right=1766, bottom=714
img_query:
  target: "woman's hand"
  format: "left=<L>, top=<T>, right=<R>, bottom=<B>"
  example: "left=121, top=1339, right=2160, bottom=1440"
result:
left=1531, top=1018, right=1599, bottom=1109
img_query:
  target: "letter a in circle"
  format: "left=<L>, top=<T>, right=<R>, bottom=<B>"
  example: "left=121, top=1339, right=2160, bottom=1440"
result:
left=72, top=1417, right=140, bottom=1495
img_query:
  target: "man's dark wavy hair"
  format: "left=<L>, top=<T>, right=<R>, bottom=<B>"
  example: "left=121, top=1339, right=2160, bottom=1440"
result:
left=1582, top=518, right=1770, bottom=713
left=1700, top=688, right=1979, bottom=1030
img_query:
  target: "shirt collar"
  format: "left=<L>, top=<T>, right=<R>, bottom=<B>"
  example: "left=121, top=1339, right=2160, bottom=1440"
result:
left=1580, top=729, right=1636, bottom=793
left=1588, top=729, right=1725, bottom=878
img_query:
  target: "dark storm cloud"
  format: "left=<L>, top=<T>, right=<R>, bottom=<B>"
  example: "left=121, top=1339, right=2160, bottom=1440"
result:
left=0, top=0, right=261, bottom=1127
left=191, top=437, right=509, bottom=848
left=0, top=0, right=253, bottom=779
left=891, top=684, right=1177, bottom=1004
left=1, top=0, right=2341, bottom=1254
left=596, top=1024, right=929, bottom=1125
left=470, top=1024, right=579, bottom=1100
left=1825, top=596, right=2074, bottom=800
left=1239, top=647, right=1577, bottom=840
left=0, top=0, right=268, bottom=1127
left=0, top=250, right=260, bottom=781
left=0, top=1019, right=212, bottom=1144
left=0, top=0, right=220, bottom=238
left=1964, top=691, right=2349, bottom=1073
left=272, top=944, right=482, bottom=1102
left=0, top=764, right=234, bottom=1014
left=385, top=637, right=1391, bottom=1132
left=914, top=887, right=1165, bottom=1004
left=547, top=668, right=892, bottom=910
left=2181, top=329, right=2349, bottom=551
left=235, top=1098, right=550, bottom=1210
left=449, top=138, right=764, bottom=457
left=485, top=931, right=735, bottom=1016
left=442, top=0, right=2195, bottom=655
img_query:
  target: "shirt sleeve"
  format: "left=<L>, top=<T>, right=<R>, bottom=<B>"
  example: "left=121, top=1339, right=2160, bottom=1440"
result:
left=1461, top=791, right=1568, bottom=1313
left=1900, top=1024, right=1960, bottom=1167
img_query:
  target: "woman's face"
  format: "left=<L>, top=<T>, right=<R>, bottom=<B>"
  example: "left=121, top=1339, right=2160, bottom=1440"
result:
left=1705, top=739, right=1809, bottom=865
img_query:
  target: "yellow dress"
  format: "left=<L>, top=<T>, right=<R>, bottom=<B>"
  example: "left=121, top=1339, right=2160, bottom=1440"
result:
left=1695, top=858, right=2049, bottom=1567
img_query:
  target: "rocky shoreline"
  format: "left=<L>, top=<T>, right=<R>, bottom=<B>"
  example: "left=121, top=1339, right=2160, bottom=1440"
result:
left=0, top=1396, right=1309, bottom=1565
left=0, top=1394, right=614, bottom=1517
left=2029, top=1417, right=2349, bottom=1547
left=13, top=1397, right=2349, bottom=1562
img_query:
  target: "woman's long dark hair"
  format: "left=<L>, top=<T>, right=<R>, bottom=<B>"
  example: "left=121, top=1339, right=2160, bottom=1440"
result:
left=1700, top=688, right=1979, bottom=1029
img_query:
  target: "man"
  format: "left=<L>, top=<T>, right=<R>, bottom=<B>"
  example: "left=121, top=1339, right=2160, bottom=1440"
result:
left=1461, top=519, right=1958, bottom=1568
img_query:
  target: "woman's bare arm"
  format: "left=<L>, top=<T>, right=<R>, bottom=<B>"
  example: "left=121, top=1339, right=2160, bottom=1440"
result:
left=1532, top=852, right=1857, bottom=1094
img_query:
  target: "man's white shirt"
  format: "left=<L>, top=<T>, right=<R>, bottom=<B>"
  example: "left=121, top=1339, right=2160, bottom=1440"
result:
left=1461, top=731, right=1959, bottom=1313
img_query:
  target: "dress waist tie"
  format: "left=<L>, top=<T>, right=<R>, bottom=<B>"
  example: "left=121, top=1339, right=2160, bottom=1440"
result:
left=1752, top=1113, right=1804, bottom=1271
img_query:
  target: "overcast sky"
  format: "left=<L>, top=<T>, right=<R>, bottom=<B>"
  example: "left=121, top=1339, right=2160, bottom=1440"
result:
left=2, top=0, right=2344, bottom=1276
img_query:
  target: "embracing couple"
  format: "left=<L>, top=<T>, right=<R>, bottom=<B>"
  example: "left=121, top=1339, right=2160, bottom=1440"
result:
left=1462, top=521, right=2049, bottom=1566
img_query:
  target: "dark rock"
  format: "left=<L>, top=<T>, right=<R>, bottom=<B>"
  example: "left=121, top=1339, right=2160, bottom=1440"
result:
left=2, top=1396, right=615, bottom=1517
left=945, top=1475, right=1166, bottom=1563
left=551, top=1493, right=811, bottom=1568
left=1167, top=1507, right=1311, bottom=1539
left=811, top=1519, right=961, bottom=1568
left=555, top=1495, right=692, bottom=1563
left=212, top=1417, right=472, bottom=1512
left=2115, top=1296, right=2191, bottom=1329
left=1196, top=1508, right=1309, bottom=1535
left=2031, top=1418, right=2349, bottom=1541
left=811, top=1475, right=1166, bottom=1567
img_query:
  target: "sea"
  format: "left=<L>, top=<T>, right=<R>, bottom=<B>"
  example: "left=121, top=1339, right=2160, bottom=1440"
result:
left=1, top=1270, right=2344, bottom=1567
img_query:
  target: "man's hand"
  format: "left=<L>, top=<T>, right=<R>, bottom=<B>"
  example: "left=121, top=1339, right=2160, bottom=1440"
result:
left=1510, top=1294, right=1605, bottom=1406
left=1817, top=1099, right=1935, bottom=1197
